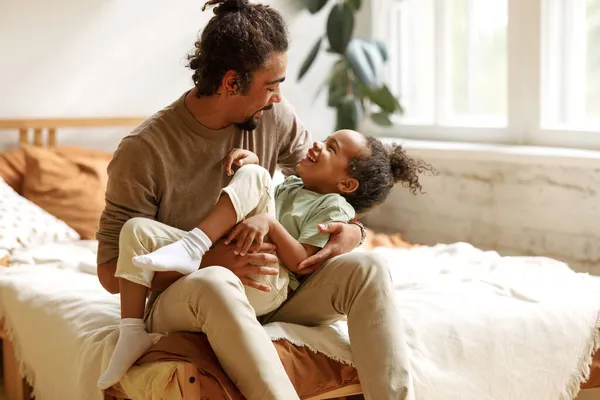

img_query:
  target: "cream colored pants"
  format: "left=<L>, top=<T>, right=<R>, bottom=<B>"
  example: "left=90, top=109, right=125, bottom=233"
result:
left=115, top=165, right=290, bottom=317
left=144, top=251, right=414, bottom=400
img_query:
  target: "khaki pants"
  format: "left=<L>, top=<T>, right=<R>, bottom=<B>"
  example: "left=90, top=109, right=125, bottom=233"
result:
left=145, top=250, right=414, bottom=400
left=115, top=165, right=290, bottom=316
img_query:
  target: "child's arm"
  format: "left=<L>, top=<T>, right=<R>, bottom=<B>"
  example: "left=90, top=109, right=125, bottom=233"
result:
left=222, top=148, right=259, bottom=176
left=267, top=217, right=320, bottom=274
left=225, top=214, right=319, bottom=273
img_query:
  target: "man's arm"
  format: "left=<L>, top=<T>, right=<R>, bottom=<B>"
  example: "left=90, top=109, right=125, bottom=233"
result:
left=96, top=137, right=163, bottom=292
left=296, top=222, right=363, bottom=271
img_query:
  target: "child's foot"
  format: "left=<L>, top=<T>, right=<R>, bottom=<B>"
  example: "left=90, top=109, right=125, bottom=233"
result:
left=132, top=228, right=212, bottom=275
left=97, top=318, right=162, bottom=390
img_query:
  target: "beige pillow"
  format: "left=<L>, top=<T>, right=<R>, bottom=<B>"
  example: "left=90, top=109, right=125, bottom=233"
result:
left=0, top=178, right=80, bottom=258
left=0, top=148, right=26, bottom=194
left=21, top=146, right=112, bottom=240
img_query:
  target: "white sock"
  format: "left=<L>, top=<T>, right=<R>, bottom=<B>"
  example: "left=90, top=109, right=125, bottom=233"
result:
left=97, top=318, right=162, bottom=390
left=132, top=228, right=212, bottom=275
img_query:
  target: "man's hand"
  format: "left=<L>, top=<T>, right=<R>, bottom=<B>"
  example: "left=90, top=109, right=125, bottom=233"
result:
left=296, top=222, right=362, bottom=273
left=201, top=239, right=279, bottom=292
left=222, top=149, right=259, bottom=176
left=225, top=214, right=273, bottom=256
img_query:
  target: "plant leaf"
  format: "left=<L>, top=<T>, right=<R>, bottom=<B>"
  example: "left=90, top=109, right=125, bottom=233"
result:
left=374, top=40, right=388, bottom=62
left=368, top=84, right=398, bottom=114
left=314, top=59, right=343, bottom=98
left=336, top=96, right=362, bottom=130
left=346, top=0, right=362, bottom=10
left=353, top=79, right=369, bottom=99
left=327, top=3, right=355, bottom=54
left=328, top=60, right=348, bottom=107
left=345, top=38, right=384, bottom=90
left=371, top=112, right=393, bottom=126
left=314, top=78, right=328, bottom=98
left=304, top=0, right=329, bottom=14
left=393, top=95, right=405, bottom=114
left=298, top=37, right=323, bottom=81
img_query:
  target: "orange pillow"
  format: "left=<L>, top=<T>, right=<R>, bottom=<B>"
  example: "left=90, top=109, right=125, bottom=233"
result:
left=21, top=146, right=112, bottom=240
left=362, top=228, right=417, bottom=250
left=0, top=148, right=27, bottom=194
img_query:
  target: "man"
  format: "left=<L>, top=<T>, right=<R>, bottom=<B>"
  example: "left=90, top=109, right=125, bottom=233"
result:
left=96, top=0, right=414, bottom=399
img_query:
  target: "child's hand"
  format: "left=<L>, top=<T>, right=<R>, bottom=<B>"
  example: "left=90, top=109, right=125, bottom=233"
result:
left=225, top=214, right=273, bottom=256
left=222, top=149, right=260, bottom=176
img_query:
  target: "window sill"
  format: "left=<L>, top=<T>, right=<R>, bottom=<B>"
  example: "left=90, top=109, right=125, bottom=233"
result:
left=362, top=117, right=600, bottom=152
left=380, top=137, right=600, bottom=168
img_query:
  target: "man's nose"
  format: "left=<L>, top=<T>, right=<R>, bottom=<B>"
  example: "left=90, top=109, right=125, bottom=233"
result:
left=270, top=91, right=282, bottom=104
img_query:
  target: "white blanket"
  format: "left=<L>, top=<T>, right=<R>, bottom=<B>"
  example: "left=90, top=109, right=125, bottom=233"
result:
left=0, top=242, right=121, bottom=400
left=1, top=241, right=599, bottom=400
left=267, top=244, right=600, bottom=400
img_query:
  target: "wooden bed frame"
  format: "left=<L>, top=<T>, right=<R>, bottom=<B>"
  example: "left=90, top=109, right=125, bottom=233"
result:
left=0, top=117, right=145, bottom=148
left=0, top=117, right=364, bottom=400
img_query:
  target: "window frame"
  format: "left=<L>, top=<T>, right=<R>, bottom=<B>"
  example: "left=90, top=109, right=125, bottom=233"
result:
left=366, top=0, right=600, bottom=151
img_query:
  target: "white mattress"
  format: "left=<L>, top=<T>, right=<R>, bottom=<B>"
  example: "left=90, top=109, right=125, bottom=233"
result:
left=0, top=241, right=120, bottom=400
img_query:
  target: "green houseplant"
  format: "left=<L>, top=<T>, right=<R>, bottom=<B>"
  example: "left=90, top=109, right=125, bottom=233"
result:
left=298, top=0, right=403, bottom=130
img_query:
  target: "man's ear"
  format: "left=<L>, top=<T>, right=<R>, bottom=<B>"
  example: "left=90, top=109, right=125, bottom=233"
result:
left=338, top=177, right=359, bottom=194
left=222, top=70, right=240, bottom=95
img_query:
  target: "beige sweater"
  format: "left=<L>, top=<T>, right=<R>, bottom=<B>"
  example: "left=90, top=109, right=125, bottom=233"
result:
left=96, top=91, right=311, bottom=264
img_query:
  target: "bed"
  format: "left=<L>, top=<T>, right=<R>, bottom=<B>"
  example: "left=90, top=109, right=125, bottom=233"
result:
left=1, top=118, right=600, bottom=400
left=0, top=117, right=364, bottom=400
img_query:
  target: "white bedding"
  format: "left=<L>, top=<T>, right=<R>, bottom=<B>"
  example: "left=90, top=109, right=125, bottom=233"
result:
left=268, top=245, right=600, bottom=400
left=1, top=241, right=599, bottom=400
left=0, top=241, right=120, bottom=400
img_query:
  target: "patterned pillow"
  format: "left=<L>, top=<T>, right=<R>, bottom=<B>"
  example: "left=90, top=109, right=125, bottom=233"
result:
left=0, top=178, right=80, bottom=255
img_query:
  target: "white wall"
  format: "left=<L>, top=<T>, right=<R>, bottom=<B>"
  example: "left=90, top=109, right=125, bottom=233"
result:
left=363, top=142, right=600, bottom=274
left=0, top=0, right=337, bottom=150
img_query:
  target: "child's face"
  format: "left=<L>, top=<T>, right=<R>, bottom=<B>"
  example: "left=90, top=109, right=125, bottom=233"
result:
left=296, top=129, right=366, bottom=195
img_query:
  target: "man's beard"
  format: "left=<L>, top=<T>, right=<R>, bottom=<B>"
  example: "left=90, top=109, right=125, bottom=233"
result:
left=234, top=118, right=260, bottom=131
left=234, top=104, right=274, bottom=131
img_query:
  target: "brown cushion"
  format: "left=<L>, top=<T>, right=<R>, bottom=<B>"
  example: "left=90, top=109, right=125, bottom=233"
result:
left=0, top=148, right=26, bottom=194
left=21, top=146, right=112, bottom=240
left=135, top=332, right=361, bottom=400
left=362, top=228, right=417, bottom=250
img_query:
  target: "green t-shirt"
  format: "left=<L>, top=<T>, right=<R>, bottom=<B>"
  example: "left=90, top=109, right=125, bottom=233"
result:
left=275, top=176, right=355, bottom=289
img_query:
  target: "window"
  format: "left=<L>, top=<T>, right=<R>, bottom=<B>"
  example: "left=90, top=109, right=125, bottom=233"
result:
left=392, top=0, right=507, bottom=126
left=371, top=0, right=600, bottom=149
left=543, top=0, right=600, bottom=128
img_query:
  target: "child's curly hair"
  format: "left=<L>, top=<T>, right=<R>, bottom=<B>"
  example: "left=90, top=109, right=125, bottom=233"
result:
left=343, top=137, right=436, bottom=213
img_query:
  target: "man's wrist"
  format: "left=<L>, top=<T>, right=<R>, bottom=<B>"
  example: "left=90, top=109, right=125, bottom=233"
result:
left=348, top=220, right=367, bottom=247
left=267, top=214, right=277, bottom=230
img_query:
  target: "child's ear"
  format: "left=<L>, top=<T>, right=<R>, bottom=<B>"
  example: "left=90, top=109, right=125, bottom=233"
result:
left=338, top=178, right=359, bottom=194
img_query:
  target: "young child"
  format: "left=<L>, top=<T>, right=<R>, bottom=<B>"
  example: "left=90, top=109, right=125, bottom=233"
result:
left=97, top=129, right=434, bottom=389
